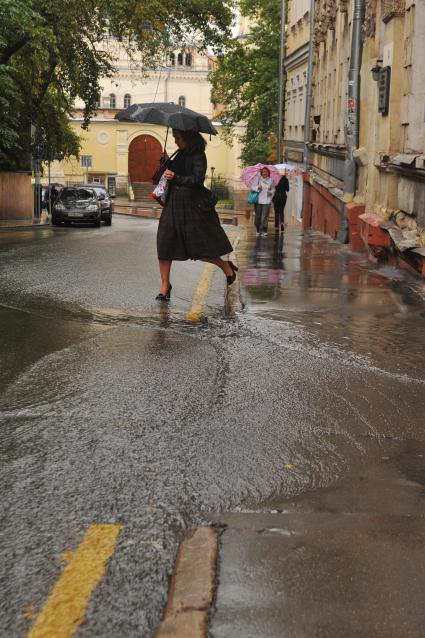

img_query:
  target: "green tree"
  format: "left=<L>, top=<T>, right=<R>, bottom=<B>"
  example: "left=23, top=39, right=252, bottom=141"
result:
left=209, top=0, right=281, bottom=165
left=0, top=0, right=233, bottom=170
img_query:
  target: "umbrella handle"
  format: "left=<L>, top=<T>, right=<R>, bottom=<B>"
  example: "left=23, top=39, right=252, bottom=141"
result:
left=163, top=126, right=169, bottom=158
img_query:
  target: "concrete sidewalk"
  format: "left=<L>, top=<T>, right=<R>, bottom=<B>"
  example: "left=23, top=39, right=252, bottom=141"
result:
left=208, top=443, right=425, bottom=638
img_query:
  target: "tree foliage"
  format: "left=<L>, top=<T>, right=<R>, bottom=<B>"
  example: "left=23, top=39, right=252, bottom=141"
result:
left=209, top=0, right=280, bottom=165
left=0, top=0, right=233, bottom=170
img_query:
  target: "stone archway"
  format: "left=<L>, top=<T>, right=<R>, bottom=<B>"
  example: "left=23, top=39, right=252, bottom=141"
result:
left=128, top=134, right=163, bottom=183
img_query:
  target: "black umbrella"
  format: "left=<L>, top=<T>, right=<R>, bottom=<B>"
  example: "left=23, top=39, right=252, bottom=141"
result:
left=115, top=102, right=218, bottom=135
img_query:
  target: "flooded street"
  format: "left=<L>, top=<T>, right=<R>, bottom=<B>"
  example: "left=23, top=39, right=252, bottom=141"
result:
left=1, top=217, right=425, bottom=636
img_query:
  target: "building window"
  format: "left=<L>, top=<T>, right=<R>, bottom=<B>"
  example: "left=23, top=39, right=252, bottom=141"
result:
left=80, top=155, right=92, bottom=168
left=109, top=93, right=116, bottom=108
left=88, top=175, right=104, bottom=184
left=177, top=52, right=183, bottom=65
left=124, top=94, right=131, bottom=109
left=95, top=96, right=101, bottom=108
left=169, top=53, right=175, bottom=66
left=185, top=53, right=192, bottom=66
left=178, top=96, right=186, bottom=107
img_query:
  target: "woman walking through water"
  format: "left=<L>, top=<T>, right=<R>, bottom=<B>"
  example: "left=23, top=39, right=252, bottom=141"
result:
left=156, top=129, right=237, bottom=301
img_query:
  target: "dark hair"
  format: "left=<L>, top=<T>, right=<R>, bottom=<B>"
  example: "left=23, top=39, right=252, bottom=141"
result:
left=261, top=167, right=270, bottom=176
left=173, top=129, right=207, bottom=152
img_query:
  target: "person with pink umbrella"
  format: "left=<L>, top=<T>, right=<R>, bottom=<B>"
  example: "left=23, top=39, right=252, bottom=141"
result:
left=241, top=163, right=280, bottom=237
left=253, top=167, right=276, bottom=237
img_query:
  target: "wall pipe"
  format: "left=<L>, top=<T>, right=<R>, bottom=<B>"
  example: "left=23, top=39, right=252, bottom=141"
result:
left=277, top=0, right=287, bottom=163
left=303, top=0, right=315, bottom=167
left=343, top=0, right=365, bottom=198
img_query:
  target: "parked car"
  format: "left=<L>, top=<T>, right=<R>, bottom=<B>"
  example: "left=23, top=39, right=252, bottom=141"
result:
left=86, top=185, right=113, bottom=225
left=52, top=187, right=107, bottom=227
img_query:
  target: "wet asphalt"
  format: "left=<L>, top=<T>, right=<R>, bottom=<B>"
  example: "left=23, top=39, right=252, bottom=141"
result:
left=1, top=216, right=425, bottom=637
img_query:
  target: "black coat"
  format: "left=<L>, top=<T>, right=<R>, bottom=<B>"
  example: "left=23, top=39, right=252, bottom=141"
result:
left=273, top=175, right=290, bottom=203
left=166, top=150, right=217, bottom=209
left=157, top=149, right=231, bottom=261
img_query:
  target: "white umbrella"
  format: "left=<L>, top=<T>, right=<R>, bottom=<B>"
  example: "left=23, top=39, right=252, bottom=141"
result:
left=274, top=163, right=297, bottom=172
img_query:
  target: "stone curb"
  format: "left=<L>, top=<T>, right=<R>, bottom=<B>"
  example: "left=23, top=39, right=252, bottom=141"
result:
left=155, top=527, right=218, bottom=638
left=0, top=222, right=51, bottom=231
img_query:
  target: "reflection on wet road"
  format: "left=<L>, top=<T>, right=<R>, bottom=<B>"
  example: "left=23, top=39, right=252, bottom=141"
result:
left=1, top=219, right=425, bottom=636
left=239, top=229, right=425, bottom=376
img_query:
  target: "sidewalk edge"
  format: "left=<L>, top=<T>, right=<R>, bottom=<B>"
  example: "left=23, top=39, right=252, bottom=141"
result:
left=154, top=527, right=218, bottom=638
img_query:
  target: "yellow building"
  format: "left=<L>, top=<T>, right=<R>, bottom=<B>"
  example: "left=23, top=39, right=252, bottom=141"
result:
left=50, top=111, right=244, bottom=200
left=50, top=41, right=245, bottom=204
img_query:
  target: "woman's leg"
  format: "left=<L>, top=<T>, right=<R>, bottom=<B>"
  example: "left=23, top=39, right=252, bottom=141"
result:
left=274, top=202, right=283, bottom=228
left=260, top=204, right=271, bottom=233
left=254, top=204, right=261, bottom=232
left=281, top=198, right=287, bottom=229
left=159, top=259, right=172, bottom=294
left=200, top=257, right=233, bottom=276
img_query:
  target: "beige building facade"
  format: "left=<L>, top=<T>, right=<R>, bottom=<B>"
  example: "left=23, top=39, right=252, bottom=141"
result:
left=81, top=42, right=216, bottom=117
left=301, top=0, right=425, bottom=275
left=359, top=0, right=425, bottom=231
left=284, top=0, right=311, bottom=165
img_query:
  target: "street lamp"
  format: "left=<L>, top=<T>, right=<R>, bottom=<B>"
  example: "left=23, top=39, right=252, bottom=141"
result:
left=210, top=166, right=215, bottom=190
left=371, top=59, right=383, bottom=82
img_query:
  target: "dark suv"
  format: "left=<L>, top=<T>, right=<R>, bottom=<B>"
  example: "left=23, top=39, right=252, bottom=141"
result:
left=86, top=185, right=113, bottom=225
left=52, top=187, right=111, bottom=227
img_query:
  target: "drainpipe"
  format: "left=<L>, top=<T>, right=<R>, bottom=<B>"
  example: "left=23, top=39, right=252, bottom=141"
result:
left=277, top=0, right=287, bottom=163
left=343, top=0, right=364, bottom=199
left=303, top=0, right=315, bottom=167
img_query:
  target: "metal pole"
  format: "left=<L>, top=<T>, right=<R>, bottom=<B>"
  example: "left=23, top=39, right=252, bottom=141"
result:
left=34, top=159, right=41, bottom=219
left=48, top=160, right=51, bottom=217
left=277, top=0, right=287, bottom=163
left=343, top=0, right=364, bottom=198
left=303, top=0, right=315, bottom=167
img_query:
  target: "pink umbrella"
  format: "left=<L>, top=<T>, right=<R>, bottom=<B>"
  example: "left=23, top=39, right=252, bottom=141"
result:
left=240, top=163, right=282, bottom=188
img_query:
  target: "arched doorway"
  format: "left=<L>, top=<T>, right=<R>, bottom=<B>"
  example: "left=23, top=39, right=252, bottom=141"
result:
left=128, top=135, right=163, bottom=183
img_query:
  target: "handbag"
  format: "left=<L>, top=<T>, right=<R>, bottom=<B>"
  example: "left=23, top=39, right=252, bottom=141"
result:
left=151, top=174, right=169, bottom=207
left=151, top=150, right=178, bottom=185
left=197, top=186, right=218, bottom=211
left=247, top=190, right=259, bottom=204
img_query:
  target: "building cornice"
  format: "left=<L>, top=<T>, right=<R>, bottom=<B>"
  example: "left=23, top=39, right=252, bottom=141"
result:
left=284, top=139, right=304, bottom=150
left=379, top=153, right=425, bottom=183
left=308, top=142, right=346, bottom=160
left=284, top=43, right=310, bottom=71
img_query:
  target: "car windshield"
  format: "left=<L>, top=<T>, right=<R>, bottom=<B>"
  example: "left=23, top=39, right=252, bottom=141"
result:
left=60, top=188, right=95, bottom=202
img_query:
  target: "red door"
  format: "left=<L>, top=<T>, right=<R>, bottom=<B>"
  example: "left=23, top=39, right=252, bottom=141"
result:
left=128, top=135, right=163, bottom=183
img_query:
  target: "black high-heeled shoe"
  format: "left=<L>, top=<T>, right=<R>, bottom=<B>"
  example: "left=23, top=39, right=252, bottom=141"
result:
left=226, top=261, right=238, bottom=286
left=155, top=284, right=172, bottom=301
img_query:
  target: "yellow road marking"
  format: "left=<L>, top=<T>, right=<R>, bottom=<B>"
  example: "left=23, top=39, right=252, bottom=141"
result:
left=186, top=263, right=215, bottom=321
left=28, top=524, right=122, bottom=638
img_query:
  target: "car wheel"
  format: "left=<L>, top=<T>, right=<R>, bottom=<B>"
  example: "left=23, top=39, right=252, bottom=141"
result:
left=52, top=215, right=60, bottom=226
left=94, top=217, right=101, bottom=228
left=104, top=210, right=112, bottom=226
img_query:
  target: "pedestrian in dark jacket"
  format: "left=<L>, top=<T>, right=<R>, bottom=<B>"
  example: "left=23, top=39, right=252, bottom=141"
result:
left=273, top=174, right=290, bottom=232
left=156, top=129, right=236, bottom=301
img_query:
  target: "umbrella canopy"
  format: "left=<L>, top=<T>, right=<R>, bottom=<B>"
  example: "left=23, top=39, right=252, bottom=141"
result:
left=240, top=163, right=282, bottom=188
left=115, top=102, right=218, bottom=135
